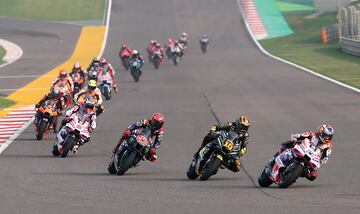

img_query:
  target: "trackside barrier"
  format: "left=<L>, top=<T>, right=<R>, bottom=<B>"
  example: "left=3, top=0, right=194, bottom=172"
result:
left=340, top=36, right=360, bottom=56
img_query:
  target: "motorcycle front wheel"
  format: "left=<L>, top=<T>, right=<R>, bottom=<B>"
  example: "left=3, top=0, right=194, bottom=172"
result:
left=117, top=150, right=137, bottom=175
left=36, top=120, right=48, bottom=140
left=187, top=158, right=200, bottom=180
left=279, top=160, right=304, bottom=188
left=199, top=156, right=222, bottom=181
left=60, top=136, right=75, bottom=158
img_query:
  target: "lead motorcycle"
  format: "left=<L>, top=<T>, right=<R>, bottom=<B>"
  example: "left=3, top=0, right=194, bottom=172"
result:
left=187, top=130, right=241, bottom=181
left=129, top=59, right=142, bottom=82
left=171, top=46, right=182, bottom=65
left=35, top=100, right=59, bottom=140
left=97, top=70, right=113, bottom=100
left=258, top=138, right=321, bottom=188
left=200, top=38, right=209, bottom=53
left=52, top=113, right=91, bottom=158
left=152, top=50, right=162, bottom=69
left=108, top=127, right=152, bottom=175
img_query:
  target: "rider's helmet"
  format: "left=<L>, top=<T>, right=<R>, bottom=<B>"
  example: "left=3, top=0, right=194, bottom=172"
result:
left=121, top=44, right=127, bottom=49
left=132, top=50, right=139, bottom=57
left=202, top=33, right=208, bottom=39
left=168, top=38, right=173, bottom=43
left=59, top=69, right=67, bottom=79
left=174, top=40, right=179, bottom=45
left=182, top=32, right=188, bottom=37
left=73, top=62, right=81, bottom=70
left=317, top=124, right=334, bottom=144
left=150, top=40, right=155, bottom=45
left=156, top=43, right=161, bottom=48
left=51, top=87, right=61, bottom=99
left=93, top=57, right=99, bottom=63
left=88, top=79, right=97, bottom=91
left=99, top=57, right=107, bottom=65
left=233, top=116, right=250, bottom=134
left=84, top=96, right=96, bottom=113
left=150, top=113, right=165, bottom=130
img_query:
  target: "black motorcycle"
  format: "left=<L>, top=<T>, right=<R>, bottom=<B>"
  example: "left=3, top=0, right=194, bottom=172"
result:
left=108, top=128, right=152, bottom=175
left=129, top=59, right=142, bottom=82
left=187, top=130, right=241, bottom=181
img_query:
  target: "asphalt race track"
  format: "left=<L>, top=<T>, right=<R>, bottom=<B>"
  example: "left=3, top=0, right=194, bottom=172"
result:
left=0, top=17, right=81, bottom=96
left=1, top=0, right=360, bottom=213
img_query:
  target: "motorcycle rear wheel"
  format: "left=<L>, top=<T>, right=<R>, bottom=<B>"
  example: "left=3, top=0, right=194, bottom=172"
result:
left=200, top=156, right=222, bottom=181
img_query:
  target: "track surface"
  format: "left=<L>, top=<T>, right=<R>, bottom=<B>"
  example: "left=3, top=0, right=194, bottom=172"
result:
left=0, top=17, right=80, bottom=96
left=1, top=0, right=360, bottom=213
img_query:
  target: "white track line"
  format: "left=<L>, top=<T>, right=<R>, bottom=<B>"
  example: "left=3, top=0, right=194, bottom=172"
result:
left=236, top=0, right=360, bottom=94
left=98, top=0, right=112, bottom=58
left=0, top=39, right=23, bottom=69
left=0, top=117, right=34, bottom=154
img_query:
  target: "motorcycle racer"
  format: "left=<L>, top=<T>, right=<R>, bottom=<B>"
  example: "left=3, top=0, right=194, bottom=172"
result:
left=51, top=69, right=74, bottom=93
left=112, top=113, right=165, bottom=162
left=118, top=44, right=133, bottom=58
left=151, top=43, right=164, bottom=63
left=179, top=32, right=189, bottom=47
left=129, top=50, right=145, bottom=68
left=74, top=80, right=105, bottom=116
left=194, top=116, right=251, bottom=172
left=34, top=88, right=64, bottom=132
left=266, top=124, right=334, bottom=181
left=58, top=96, right=97, bottom=154
left=98, top=57, right=118, bottom=92
left=172, top=40, right=185, bottom=57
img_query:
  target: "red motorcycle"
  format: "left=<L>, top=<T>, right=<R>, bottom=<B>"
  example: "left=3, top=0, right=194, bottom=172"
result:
left=119, top=49, right=132, bottom=70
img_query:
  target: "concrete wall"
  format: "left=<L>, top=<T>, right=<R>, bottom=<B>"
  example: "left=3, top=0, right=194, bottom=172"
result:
left=313, top=0, right=353, bottom=12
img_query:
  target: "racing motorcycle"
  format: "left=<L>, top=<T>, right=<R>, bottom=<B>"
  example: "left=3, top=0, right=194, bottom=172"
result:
left=87, top=64, right=100, bottom=80
left=171, top=46, right=182, bottom=65
left=152, top=50, right=162, bottom=69
left=258, top=138, right=321, bottom=188
left=200, top=38, right=209, bottom=53
left=119, top=52, right=131, bottom=70
left=97, top=70, right=113, bottom=100
left=165, top=46, right=172, bottom=59
left=71, top=72, right=85, bottom=97
left=187, top=130, right=241, bottom=181
left=108, top=127, right=152, bottom=175
left=129, top=59, right=142, bottom=82
left=52, top=113, right=91, bottom=158
left=35, top=100, right=59, bottom=140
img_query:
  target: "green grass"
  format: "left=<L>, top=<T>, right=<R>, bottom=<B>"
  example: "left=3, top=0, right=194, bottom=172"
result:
left=0, top=45, right=5, bottom=65
left=0, top=98, right=15, bottom=110
left=260, top=12, right=360, bottom=89
left=0, top=0, right=106, bottom=21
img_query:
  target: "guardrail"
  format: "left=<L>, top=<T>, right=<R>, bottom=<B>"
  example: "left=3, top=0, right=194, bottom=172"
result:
left=340, top=36, right=360, bottom=56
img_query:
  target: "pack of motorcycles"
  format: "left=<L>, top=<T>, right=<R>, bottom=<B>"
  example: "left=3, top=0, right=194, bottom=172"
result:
left=33, top=39, right=318, bottom=188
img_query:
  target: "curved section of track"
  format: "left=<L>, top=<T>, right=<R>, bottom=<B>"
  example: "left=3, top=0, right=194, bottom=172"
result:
left=0, top=0, right=359, bottom=213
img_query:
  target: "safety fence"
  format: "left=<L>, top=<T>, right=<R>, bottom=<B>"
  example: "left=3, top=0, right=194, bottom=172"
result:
left=340, top=36, right=360, bottom=56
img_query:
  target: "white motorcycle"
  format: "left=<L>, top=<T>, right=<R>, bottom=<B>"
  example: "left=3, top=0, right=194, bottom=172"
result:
left=258, top=138, right=321, bottom=188
left=52, top=113, right=91, bottom=158
left=171, top=46, right=182, bottom=65
left=97, top=71, right=113, bottom=100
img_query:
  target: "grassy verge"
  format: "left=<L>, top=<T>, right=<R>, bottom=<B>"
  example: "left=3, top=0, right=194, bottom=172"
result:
left=0, top=98, right=15, bottom=110
left=0, top=45, right=5, bottom=65
left=0, top=0, right=106, bottom=21
left=260, top=12, right=360, bottom=89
